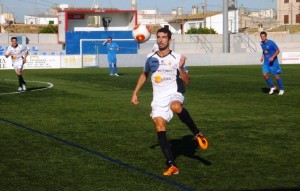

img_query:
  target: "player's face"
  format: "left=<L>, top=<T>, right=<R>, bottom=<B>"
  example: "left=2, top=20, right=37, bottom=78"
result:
left=11, top=39, right=18, bottom=47
left=260, top=34, right=267, bottom=42
left=156, top=32, right=171, bottom=51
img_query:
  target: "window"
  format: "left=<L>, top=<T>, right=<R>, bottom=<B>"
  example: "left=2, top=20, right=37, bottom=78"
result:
left=49, top=21, right=54, bottom=24
left=284, top=15, right=289, bottom=24
left=284, top=0, right=289, bottom=3
left=296, top=14, right=300, bottom=23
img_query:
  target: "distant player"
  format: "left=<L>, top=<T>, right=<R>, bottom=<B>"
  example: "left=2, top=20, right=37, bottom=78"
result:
left=260, top=31, right=284, bottom=95
left=5, top=37, right=28, bottom=92
left=102, top=37, right=119, bottom=76
left=131, top=27, right=208, bottom=176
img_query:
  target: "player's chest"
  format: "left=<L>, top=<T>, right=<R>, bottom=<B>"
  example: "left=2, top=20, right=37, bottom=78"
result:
left=150, top=58, right=178, bottom=72
left=108, top=44, right=116, bottom=50
left=9, top=47, right=21, bottom=54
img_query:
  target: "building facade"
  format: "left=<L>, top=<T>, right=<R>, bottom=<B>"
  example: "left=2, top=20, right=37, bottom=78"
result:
left=277, top=0, right=300, bottom=25
left=24, top=15, right=58, bottom=25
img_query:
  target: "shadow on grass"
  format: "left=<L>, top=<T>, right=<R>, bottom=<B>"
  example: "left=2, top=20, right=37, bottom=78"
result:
left=27, top=86, right=47, bottom=91
left=150, top=135, right=212, bottom=166
left=261, top=87, right=278, bottom=94
left=116, top=73, right=127, bottom=76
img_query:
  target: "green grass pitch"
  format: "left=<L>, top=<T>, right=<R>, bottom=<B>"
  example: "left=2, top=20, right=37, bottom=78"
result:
left=0, top=65, right=299, bottom=191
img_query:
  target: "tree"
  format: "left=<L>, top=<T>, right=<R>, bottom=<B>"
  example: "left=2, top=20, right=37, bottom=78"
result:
left=39, top=25, right=58, bottom=33
left=186, top=27, right=217, bottom=34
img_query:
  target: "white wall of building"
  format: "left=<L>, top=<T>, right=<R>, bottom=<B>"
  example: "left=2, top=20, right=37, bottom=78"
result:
left=0, top=15, right=5, bottom=24
left=24, top=15, right=58, bottom=24
left=248, top=9, right=275, bottom=18
left=206, top=10, right=238, bottom=34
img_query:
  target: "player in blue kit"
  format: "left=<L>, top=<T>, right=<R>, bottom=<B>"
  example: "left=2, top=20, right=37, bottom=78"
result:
left=131, top=28, right=208, bottom=176
left=260, top=31, right=284, bottom=95
left=102, top=37, right=119, bottom=76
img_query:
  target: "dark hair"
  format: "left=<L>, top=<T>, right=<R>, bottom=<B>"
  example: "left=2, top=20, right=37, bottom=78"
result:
left=260, top=31, right=267, bottom=36
left=11, top=37, right=17, bottom=41
left=108, top=37, right=112, bottom=39
left=157, top=27, right=172, bottom=39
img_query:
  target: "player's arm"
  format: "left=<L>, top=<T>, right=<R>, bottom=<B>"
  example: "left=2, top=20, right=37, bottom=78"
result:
left=131, top=71, right=149, bottom=105
left=102, top=39, right=108, bottom=46
left=178, top=56, right=190, bottom=84
left=260, top=53, right=264, bottom=62
left=269, top=49, right=280, bottom=62
left=4, top=49, right=10, bottom=58
left=23, top=48, right=28, bottom=64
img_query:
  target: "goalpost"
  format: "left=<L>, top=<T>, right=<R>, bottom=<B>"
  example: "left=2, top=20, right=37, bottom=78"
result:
left=79, top=38, right=137, bottom=68
left=79, top=38, right=176, bottom=68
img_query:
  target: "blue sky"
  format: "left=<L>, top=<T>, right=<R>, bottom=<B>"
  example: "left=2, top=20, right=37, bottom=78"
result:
left=2, top=0, right=277, bottom=22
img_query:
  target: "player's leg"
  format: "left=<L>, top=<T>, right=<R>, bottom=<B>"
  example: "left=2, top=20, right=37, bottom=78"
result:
left=271, top=64, right=284, bottom=95
left=153, top=117, right=179, bottom=176
left=151, top=99, right=178, bottom=175
left=262, top=65, right=276, bottom=94
left=108, top=59, right=113, bottom=75
left=113, top=60, right=118, bottom=76
left=170, top=94, right=208, bottom=150
left=15, top=65, right=26, bottom=91
left=275, top=74, right=284, bottom=95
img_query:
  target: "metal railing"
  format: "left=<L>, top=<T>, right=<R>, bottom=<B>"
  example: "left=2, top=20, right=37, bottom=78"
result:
left=190, top=34, right=214, bottom=53
left=233, top=33, right=257, bottom=52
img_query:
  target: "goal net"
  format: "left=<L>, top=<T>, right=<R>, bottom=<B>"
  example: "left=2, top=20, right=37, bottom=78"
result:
left=79, top=38, right=176, bottom=68
left=80, top=39, right=138, bottom=68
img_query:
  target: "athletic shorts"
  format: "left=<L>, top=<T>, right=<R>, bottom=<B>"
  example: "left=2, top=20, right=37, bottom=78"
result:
left=13, top=61, right=24, bottom=74
left=150, top=92, right=185, bottom=122
left=262, top=63, right=282, bottom=76
left=108, top=57, right=117, bottom=64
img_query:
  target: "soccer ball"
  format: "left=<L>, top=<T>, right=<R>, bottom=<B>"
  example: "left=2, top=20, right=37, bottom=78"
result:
left=132, top=24, right=151, bottom=43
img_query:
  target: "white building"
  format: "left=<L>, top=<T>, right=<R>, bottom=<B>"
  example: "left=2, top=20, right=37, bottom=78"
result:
left=0, top=15, right=5, bottom=24
left=205, top=10, right=239, bottom=34
left=277, top=0, right=300, bottom=26
left=248, top=9, right=276, bottom=18
left=24, top=15, right=58, bottom=25
left=169, top=10, right=239, bottom=34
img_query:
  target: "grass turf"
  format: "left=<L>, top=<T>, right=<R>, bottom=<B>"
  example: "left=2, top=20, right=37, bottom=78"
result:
left=0, top=65, right=299, bottom=191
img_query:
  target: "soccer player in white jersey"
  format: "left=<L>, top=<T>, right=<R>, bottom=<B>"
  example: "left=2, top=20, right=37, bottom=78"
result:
left=131, top=27, right=208, bottom=176
left=5, top=37, right=28, bottom=92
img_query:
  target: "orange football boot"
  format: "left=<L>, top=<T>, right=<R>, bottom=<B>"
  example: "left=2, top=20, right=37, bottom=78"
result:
left=163, top=165, right=179, bottom=176
left=196, top=133, right=208, bottom=150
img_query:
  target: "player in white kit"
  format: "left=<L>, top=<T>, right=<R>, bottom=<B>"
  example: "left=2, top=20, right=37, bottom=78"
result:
left=5, top=37, right=28, bottom=92
left=131, top=28, right=208, bottom=176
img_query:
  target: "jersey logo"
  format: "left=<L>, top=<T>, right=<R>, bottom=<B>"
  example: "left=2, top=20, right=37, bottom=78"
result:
left=154, top=75, right=162, bottom=83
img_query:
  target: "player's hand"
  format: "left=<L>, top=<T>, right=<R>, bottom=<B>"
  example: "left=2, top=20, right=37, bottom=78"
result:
left=269, top=57, right=274, bottom=62
left=179, top=56, right=187, bottom=68
left=260, top=58, right=263, bottom=62
left=4, top=52, right=11, bottom=58
left=131, top=94, right=139, bottom=105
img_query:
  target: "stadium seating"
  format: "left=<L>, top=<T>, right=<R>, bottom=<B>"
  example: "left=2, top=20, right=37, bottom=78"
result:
left=31, top=46, right=39, bottom=55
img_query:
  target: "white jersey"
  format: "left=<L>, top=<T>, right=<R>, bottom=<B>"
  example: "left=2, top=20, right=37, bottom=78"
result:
left=5, top=44, right=27, bottom=65
left=144, top=50, right=188, bottom=100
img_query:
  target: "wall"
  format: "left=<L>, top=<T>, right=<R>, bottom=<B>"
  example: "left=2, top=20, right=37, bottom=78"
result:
left=1, top=33, right=300, bottom=55
left=0, top=52, right=298, bottom=71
